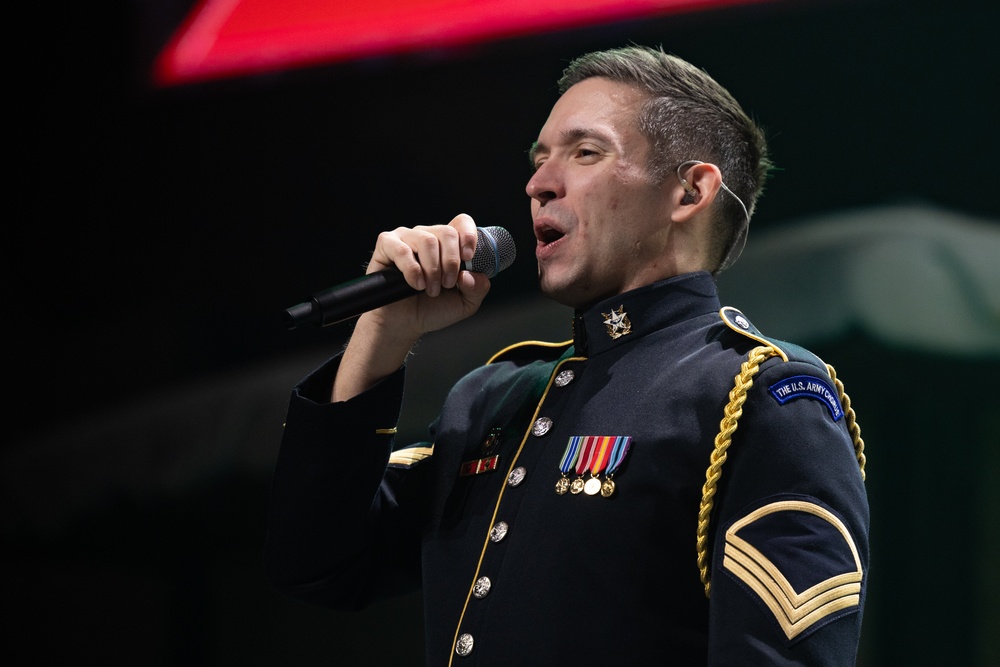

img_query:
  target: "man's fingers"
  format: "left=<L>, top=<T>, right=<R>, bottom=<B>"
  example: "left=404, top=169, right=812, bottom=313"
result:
left=373, top=229, right=426, bottom=292
left=449, top=213, right=479, bottom=265
left=369, top=215, right=481, bottom=299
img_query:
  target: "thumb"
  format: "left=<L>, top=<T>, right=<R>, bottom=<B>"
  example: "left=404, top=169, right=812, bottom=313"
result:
left=456, top=270, right=492, bottom=311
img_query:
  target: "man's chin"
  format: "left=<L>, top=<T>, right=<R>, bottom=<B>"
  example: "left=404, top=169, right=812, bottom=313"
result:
left=538, top=275, right=587, bottom=310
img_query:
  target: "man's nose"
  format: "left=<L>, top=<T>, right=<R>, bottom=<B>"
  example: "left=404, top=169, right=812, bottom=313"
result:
left=525, top=163, right=562, bottom=203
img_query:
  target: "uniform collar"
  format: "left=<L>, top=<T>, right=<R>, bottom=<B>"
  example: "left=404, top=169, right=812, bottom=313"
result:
left=572, top=271, right=720, bottom=357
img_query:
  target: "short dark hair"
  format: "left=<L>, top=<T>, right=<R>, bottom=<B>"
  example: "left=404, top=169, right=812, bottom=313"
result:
left=558, top=45, right=771, bottom=272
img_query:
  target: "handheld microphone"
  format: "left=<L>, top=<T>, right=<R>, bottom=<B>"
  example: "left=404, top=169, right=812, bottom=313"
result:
left=285, top=226, right=516, bottom=329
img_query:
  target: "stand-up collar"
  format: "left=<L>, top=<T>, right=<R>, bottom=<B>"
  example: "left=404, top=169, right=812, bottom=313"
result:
left=571, top=271, right=720, bottom=357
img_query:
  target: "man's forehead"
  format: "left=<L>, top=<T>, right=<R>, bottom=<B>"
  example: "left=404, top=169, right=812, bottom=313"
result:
left=546, top=80, right=643, bottom=129
left=557, top=77, right=647, bottom=114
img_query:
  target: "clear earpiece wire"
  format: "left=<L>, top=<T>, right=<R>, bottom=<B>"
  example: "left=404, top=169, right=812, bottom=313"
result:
left=676, top=159, right=750, bottom=224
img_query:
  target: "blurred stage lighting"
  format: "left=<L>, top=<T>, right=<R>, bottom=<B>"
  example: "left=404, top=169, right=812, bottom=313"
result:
left=153, top=0, right=775, bottom=86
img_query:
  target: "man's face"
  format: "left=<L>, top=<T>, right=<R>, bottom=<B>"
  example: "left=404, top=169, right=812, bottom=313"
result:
left=527, top=77, right=676, bottom=309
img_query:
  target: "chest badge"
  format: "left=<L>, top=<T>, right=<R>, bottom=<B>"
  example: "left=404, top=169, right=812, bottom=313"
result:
left=602, top=306, right=632, bottom=340
left=459, top=426, right=503, bottom=477
left=555, top=435, right=632, bottom=497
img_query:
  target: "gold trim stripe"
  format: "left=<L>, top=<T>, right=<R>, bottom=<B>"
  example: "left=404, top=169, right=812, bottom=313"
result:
left=485, top=339, right=574, bottom=365
left=724, top=555, right=860, bottom=640
left=387, top=445, right=433, bottom=467
left=722, top=499, right=863, bottom=640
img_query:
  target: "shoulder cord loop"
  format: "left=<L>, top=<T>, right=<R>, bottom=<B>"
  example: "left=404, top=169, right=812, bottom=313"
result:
left=826, top=362, right=867, bottom=480
left=695, top=346, right=867, bottom=598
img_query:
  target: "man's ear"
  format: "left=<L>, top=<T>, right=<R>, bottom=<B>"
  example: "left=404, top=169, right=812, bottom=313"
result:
left=671, top=162, right=723, bottom=223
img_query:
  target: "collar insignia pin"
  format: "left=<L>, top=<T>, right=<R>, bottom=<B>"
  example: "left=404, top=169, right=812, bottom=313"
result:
left=602, top=306, right=632, bottom=340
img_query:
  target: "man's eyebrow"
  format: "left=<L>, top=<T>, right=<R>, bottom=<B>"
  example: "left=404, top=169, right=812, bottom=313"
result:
left=560, top=127, right=597, bottom=144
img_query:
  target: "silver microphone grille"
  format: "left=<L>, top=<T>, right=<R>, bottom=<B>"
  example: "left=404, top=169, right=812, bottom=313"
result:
left=467, top=226, right=517, bottom=278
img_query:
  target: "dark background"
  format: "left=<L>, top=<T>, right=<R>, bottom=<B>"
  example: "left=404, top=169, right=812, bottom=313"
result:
left=7, top=0, right=999, bottom=664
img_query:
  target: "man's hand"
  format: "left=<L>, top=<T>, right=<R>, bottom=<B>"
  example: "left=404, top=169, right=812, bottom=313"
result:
left=331, top=214, right=493, bottom=402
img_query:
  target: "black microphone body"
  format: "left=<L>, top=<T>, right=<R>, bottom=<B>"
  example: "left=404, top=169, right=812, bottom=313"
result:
left=285, top=226, right=516, bottom=329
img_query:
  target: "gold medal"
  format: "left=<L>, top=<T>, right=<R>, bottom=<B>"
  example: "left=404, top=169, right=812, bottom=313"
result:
left=559, top=435, right=632, bottom=498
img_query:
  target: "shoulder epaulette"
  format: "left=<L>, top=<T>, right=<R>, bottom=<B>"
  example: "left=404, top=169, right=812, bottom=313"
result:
left=719, top=306, right=828, bottom=372
left=485, top=339, right=574, bottom=366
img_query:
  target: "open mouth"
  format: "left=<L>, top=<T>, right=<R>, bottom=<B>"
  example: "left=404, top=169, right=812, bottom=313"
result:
left=535, top=225, right=565, bottom=245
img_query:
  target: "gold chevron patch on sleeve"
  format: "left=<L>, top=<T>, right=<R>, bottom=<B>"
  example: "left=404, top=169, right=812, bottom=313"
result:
left=387, top=445, right=434, bottom=468
left=723, top=499, right=863, bottom=640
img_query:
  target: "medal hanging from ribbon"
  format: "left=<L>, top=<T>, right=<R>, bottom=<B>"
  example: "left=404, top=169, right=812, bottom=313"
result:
left=555, top=436, right=583, bottom=495
left=599, top=436, right=632, bottom=497
left=583, top=436, right=615, bottom=495
left=570, top=436, right=598, bottom=494
left=556, top=435, right=633, bottom=497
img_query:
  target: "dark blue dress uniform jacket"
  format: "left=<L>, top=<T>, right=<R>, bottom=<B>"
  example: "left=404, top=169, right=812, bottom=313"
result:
left=264, top=271, right=870, bottom=665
